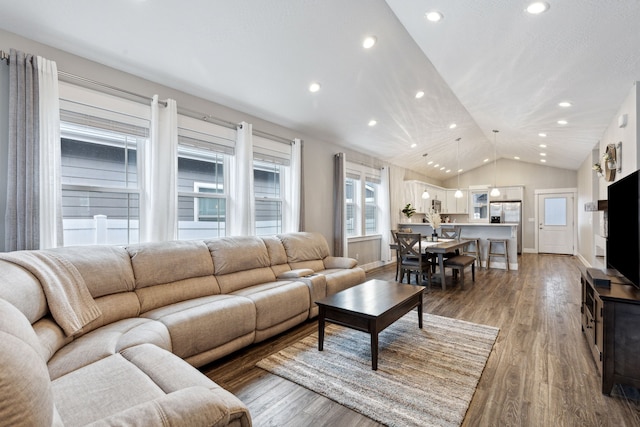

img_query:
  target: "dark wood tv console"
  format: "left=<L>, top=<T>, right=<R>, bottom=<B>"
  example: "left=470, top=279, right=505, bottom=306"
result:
left=579, top=265, right=640, bottom=394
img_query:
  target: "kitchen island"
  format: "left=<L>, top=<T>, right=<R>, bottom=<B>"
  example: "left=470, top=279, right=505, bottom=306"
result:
left=397, top=222, right=518, bottom=270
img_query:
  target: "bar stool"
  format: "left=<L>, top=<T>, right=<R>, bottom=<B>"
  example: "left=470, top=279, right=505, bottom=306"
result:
left=487, top=238, right=509, bottom=270
left=461, top=237, right=482, bottom=268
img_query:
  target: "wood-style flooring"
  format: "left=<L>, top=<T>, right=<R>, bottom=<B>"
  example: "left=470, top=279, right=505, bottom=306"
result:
left=202, top=254, right=640, bottom=426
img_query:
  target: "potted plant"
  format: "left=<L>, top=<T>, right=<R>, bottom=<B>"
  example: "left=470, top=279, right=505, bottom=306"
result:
left=401, top=203, right=416, bottom=222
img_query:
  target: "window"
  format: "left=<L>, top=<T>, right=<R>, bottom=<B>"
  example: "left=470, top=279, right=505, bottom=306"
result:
left=253, top=135, right=291, bottom=236
left=177, top=116, right=234, bottom=240
left=345, top=174, right=360, bottom=237
left=59, top=84, right=150, bottom=246
left=345, top=164, right=382, bottom=237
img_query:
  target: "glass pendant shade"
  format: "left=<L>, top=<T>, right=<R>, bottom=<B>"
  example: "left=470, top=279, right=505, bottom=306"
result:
left=454, top=189, right=463, bottom=198
left=421, top=190, right=430, bottom=199
left=490, top=187, right=501, bottom=197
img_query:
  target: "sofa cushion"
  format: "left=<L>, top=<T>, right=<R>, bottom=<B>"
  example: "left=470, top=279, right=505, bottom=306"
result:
left=51, top=245, right=135, bottom=298
left=47, top=318, right=172, bottom=380
left=278, top=231, right=330, bottom=262
left=136, top=276, right=221, bottom=314
left=141, top=295, right=256, bottom=362
left=260, top=235, right=288, bottom=265
left=215, top=267, right=277, bottom=294
left=231, top=281, right=310, bottom=332
left=127, top=240, right=215, bottom=289
left=0, top=260, right=48, bottom=323
left=206, top=236, right=271, bottom=275
left=0, top=298, right=56, bottom=427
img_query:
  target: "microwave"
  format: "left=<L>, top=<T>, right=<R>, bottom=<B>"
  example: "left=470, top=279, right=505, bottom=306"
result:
left=431, top=199, right=442, bottom=213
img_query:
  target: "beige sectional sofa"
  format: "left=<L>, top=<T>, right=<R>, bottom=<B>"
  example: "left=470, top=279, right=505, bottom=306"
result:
left=0, top=232, right=365, bottom=427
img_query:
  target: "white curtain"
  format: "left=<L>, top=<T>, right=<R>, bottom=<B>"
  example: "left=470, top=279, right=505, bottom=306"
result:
left=229, top=121, right=254, bottom=236
left=379, top=165, right=392, bottom=262
left=36, top=55, right=63, bottom=249
left=140, top=95, right=178, bottom=242
left=285, top=137, right=302, bottom=232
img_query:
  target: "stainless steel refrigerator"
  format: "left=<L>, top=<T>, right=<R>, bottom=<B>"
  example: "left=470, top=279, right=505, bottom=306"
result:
left=489, top=201, right=522, bottom=254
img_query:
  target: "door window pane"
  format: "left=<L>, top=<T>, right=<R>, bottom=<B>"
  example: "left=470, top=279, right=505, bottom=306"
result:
left=544, top=197, right=567, bottom=226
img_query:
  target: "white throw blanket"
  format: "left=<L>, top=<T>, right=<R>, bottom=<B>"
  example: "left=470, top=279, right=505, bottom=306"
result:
left=0, top=250, right=102, bottom=336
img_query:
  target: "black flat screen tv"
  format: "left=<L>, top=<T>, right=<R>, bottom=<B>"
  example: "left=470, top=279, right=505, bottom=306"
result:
left=607, top=169, right=640, bottom=288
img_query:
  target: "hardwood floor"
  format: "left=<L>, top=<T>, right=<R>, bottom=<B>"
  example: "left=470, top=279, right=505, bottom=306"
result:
left=202, top=254, right=640, bottom=426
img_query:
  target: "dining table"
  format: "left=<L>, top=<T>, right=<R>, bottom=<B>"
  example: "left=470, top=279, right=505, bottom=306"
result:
left=422, top=238, right=471, bottom=290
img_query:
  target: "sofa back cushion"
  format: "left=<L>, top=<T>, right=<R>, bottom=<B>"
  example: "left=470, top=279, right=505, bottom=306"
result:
left=0, top=260, right=48, bottom=324
left=127, top=240, right=220, bottom=313
left=0, top=298, right=56, bottom=426
left=261, top=235, right=292, bottom=277
left=51, top=246, right=135, bottom=298
left=278, top=232, right=330, bottom=262
left=206, top=236, right=276, bottom=293
left=49, top=246, right=141, bottom=337
left=206, top=236, right=271, bottom=275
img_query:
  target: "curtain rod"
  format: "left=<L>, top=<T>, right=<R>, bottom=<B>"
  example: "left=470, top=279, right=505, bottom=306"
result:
left=2, top=49, right=293, bottom=143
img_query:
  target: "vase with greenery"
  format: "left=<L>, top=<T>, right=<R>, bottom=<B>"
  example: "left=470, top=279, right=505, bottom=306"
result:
left=401, top=203, right=416, bottom=222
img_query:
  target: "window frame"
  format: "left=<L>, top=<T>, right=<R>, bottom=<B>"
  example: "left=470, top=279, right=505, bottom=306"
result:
left=345, top=163, right=382, bottom=238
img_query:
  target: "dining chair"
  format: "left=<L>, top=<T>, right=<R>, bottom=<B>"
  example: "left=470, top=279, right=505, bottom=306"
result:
left=443, top=254, right=476, bottom=289
left=390, top=230, right=400, bottom=281
left=396, top=232, right=432, bottom=287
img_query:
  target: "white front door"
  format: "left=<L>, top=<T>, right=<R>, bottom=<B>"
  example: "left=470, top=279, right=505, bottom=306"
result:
left=537, top=192, right=574, bottom=254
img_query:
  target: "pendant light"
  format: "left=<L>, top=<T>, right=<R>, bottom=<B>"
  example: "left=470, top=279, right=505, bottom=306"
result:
left=490, top=130, right=501, bottom=197
left=454, top=138, right=463, bottom=198
left=421, top=153, right=430, bottom=199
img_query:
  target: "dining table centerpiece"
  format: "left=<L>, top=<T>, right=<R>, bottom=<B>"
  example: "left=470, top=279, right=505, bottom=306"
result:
left=425, top=210, right=442, bottom=239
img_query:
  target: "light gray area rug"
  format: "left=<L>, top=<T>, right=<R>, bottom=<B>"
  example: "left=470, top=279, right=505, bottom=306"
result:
left=257, top=313, right=499, bottom=427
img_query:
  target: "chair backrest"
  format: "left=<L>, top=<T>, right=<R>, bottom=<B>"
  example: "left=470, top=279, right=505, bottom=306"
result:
left=441, top=226, right=461, bottom=239
left=396, top=233, right=422, bottom=259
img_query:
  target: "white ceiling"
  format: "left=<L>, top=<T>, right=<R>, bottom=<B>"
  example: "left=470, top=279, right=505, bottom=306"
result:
left=1, top=0, right=639, bottom=180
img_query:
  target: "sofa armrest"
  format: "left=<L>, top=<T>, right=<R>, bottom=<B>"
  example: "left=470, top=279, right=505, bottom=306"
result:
left=323, top=256, right=358, bottom=269
left=277, top=268, right=315, bottom=279
left=86, top=386, right=251, bottom=427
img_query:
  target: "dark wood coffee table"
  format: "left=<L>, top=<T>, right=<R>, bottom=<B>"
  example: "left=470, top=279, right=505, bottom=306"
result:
left=315, top=279, right=425, bottom=370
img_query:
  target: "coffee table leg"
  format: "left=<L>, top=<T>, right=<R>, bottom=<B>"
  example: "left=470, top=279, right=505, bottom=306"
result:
left=371, top=332, right=378, bottom=370
left=418, top=292, right=423, bottom=329
left=318, top=308, right=325, bottom=351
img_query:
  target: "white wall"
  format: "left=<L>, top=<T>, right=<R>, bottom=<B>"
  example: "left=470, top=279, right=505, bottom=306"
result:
left=577, top=82, right=639, bottom=268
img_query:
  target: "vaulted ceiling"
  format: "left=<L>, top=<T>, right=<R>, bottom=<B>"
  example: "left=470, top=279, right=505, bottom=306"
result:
left=1, top=0, right=639, bottom=179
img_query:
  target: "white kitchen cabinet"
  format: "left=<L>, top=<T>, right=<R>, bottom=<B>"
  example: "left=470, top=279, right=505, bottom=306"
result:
left=445, top=189, right=468, bottom=213
left=489, top=186, right=523, bottom=201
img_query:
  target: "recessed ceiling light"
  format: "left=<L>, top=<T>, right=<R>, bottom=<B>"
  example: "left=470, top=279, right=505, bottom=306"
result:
left=309, top=82, right=321, bottom=93
left=539, top=144, right=547, bottom=148
left=434, top=164, right=440, bottom=168
left=458, top=168, right=463, bottom=173
left=449, top=123, right=457, bottom=129
left=446, top=169, right=451, bottom=173
left=425, top=11, right=443, bottom=22
left=368, top=119, right=377, bottom=127
left=540, top=158, right=547, bottom=163
left=526, top=2, right=549, bottom=15
left=558, top=101, right=572, bottom=107
left=440, top=167, right=445, bottom=170
left=427, top=161, right=434, bottom=165
left=363, top=36, right=377, bottom=49
left=557, top=120, right=568, bottom=125
left=415, top=90, right=425, bottom=99
left=538, top=132, right=547, bottom=137
left=514, top=156, right=521, bottom=160
left=540, top=152, right=547, bottom=156
left=411, top=143, right=417, bottom=148
left=483, top=158, right=490, bottom=162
